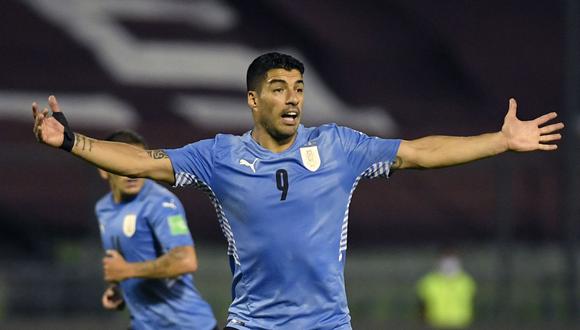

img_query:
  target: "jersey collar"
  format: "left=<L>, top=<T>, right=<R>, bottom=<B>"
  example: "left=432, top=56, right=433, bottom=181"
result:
left=243, top=125, right=306, bottom=158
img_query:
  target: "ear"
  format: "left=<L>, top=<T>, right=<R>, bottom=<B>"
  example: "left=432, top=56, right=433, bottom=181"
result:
left=247, top=91, right=258, bottom=110
left=98, top=169, right=109, bottom=180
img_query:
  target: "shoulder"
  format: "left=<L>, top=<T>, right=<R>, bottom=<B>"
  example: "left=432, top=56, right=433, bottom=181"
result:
left=177, top=137, right=216, bottom=152
left=180, top=133, right=244, bottom=153
left=418, top=272, right=438, bottom=285
left=310, top=123, right=338, bottom=133
left=141, top=181, right=185, bottom=214
left=302, top=123, right=343, bottom=139
left=307, top=124, right=368, bottom=147
left=95, top=193, right=113, bottom=213
left=145, top=181, right=180, bottom=202
left=315, top=124, right=365, bottom=136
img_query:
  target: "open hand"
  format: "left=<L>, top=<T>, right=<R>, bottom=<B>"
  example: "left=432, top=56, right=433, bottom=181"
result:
left=32, top=95, right=65, bottom=148
left=501, top=98, right=564, bottom=152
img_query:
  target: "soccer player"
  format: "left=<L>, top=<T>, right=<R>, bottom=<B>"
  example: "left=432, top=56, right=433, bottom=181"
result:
left=32, top=52, right=563, bottom=330
left=95, top=130, right=217, bottom=330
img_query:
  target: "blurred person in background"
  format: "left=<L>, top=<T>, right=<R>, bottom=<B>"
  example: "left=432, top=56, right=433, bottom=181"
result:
left=32, top=52, right=563, bottom=330
left=96, top=130, right=217, bottom=330
left=417, top=245, right=476, bottom=330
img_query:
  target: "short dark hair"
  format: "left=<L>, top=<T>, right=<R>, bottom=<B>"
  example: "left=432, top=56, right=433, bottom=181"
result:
left=105, top=130, right=147, bottom=148
left=246, top=52, right=305, bottom=92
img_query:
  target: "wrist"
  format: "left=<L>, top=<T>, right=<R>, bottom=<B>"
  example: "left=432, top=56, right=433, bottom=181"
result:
left=124, top=263, right=137, bottom=279
left=495, top=131, right=510, bottom=153
left=52, top=112, right=75, bottom=152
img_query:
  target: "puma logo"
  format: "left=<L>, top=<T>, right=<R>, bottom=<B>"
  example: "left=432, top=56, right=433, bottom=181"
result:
left=239, top=158, right=259, bottom=173
left=162, top=201, right=177, bottom=209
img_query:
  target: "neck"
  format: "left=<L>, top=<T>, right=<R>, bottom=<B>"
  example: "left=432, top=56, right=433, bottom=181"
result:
left=251, top=127, right=297, bottom=153
left=112, top=190, right=139, bottom=204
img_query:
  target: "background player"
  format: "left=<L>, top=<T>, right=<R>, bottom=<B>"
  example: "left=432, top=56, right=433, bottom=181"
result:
left=32, top=52, right=563, bottom=329
left=96, top=130, right=217, bottom=330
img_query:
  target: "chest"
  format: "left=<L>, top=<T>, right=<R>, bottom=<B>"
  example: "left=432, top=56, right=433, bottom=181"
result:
left=210, top=142, right=356, bottom=211
left=98, top=203, right=155, bottom=255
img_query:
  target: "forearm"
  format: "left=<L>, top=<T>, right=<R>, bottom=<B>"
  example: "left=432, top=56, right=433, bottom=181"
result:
left=71, top=133, right=172, bottom=182
left=401, top=132, right=508, bottom=169
left=124, top=246, right=197, bottom=279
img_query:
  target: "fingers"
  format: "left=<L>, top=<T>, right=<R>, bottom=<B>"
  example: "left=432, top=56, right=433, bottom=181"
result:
left=106, top=249, right=119, bottom=258
left=542, top=121, right=565, bottom=132
left=32, top=102, right=42, bottom=136
left=539, top=133, right=562, bottom=142
left=538, top=143, right=558, bottom=151
left=539, top=122, right=565, bottom=134
left=32, top=104, right=45, bottom=123
left=48, top=95, right=61, bottom=112
left=32, top=102, right=38, bottom=118
left=534, top=112, right=559, bottom=126
left=102, top=289, right=123, bottom=309
left=102, top=293, right=112, bottom=308
left=32, top=105, right=49, bottom=141
left=106, top=299, right=123, bottom=309
left=537, top=122, right=564, bottom=151
left=104, top=287, right=115, bottom=298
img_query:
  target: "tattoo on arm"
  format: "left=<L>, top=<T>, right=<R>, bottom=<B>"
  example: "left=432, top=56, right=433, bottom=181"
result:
left=134, top=246, right=189, bottom=277
left=156, top=248, right=186, bottom=271
left=73, top=133, right=95, bottom=151
left=147, top=149, right=169, bottom=160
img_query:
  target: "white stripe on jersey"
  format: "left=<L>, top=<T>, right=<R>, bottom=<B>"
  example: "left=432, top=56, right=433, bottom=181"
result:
left=174, top=172, right=241, bottom=265
left=339, top=161, right=393, bottom=261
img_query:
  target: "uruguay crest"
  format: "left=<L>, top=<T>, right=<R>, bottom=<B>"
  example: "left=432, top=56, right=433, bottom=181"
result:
left=300, top=146, right=321, bottom=172
left=123, top=214, right=137, bottom=237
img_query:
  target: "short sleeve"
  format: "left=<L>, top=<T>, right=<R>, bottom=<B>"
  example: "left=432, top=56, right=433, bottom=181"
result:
left=95, top=199, right=112, bottom=252
left=165, top=138, right=215, bottom=187
left=147, top=197, right=194, bottom=251
left=335, top=126, right=400, bottom=178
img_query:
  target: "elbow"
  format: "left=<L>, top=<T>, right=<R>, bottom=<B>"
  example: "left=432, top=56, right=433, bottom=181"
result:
left=181, top=258, right=198, bottom=273
left=170, top=246, right=198, bottom=275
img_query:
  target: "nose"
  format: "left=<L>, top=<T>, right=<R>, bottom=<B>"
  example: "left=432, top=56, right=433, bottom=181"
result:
left=286, top=90, right=299, bottom=106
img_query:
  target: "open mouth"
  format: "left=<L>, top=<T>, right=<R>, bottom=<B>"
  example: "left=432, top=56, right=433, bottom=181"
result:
left=281, top=111, right=299, bottom=124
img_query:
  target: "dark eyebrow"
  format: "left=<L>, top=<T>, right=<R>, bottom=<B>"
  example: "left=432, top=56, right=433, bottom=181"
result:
left=267, top=79, right=304, bottom=85
left=267, top=79, right=288, bottom=85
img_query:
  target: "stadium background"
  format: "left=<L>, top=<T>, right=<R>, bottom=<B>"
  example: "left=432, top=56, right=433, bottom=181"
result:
left=0, top=0, right=578, bottom=329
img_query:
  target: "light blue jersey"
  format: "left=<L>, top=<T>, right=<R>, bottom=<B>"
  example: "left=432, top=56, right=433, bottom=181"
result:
left=166, top=124, right=400, bottom=330
left=96, top=180, right=217, bottom=330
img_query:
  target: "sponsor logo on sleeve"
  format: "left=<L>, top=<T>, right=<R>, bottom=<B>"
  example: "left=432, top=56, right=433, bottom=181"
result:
left=168, top=215, right=190, bottom=236
left=162, top=201, right=177, bottom=209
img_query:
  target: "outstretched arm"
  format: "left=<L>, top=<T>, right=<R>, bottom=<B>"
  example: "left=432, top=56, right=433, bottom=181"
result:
left=32, top=95, right=175, bottom=184
left=103, top=246, right=198, bottom=282
left=392, top=98, right=564, bottom=170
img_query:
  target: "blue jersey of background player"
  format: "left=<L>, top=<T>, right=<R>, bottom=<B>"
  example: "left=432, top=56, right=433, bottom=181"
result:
left=95, top=130, right=217, bottom=330
left=33, top=53, right=564, bottom=329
